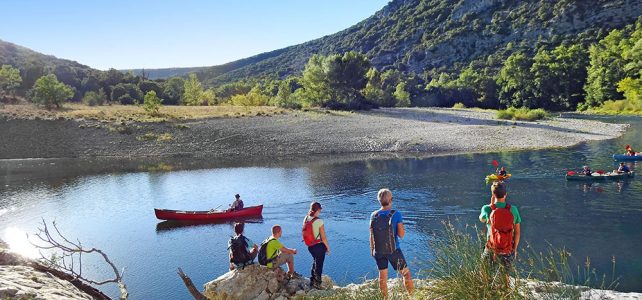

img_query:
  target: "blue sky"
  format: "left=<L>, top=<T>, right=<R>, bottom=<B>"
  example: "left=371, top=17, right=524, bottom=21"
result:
left=1, top=0, right=389, bottom=70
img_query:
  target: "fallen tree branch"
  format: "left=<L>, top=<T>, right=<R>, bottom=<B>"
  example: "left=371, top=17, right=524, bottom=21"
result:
left=29, top=219, right=128, bottom=300
left=178, top=267, right=208, bottom=300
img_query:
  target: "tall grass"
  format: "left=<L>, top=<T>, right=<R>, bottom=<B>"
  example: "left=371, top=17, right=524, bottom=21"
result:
left=586, top=98, right=642, bottom=115
left=497, top=107, right=548, bottom=121
left=301, top=222, right=619, bottom=300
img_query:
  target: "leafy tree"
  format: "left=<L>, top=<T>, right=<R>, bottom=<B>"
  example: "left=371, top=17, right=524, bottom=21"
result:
left=215, top=82, right=253, bottom=102
left=183, top=74, right=205, bottom=106
left=162, top=77, right=185, bottom=105
left=80, top=75, right=101, bottom=95
left=143, top=90, right=163, bottom=115
left=28, top=74, right=74, bottom=109
left=496, top=52, right=534, bottom=108
left=301, top=51, right=373, bottom=109
left=110, top=83, right=142, bottom=104
left=0, top=64, right=22, bottom=100
left=272, top=78, right=302, bottom=109
left=584, top=29, right=627, bottom=106
left=139, top=81, right=163, bottom=97
left=82, top=89, right=107, bottom=106
left=393, top=82, right=411, bottom=107
left=231, top=86, right=270, bottom=106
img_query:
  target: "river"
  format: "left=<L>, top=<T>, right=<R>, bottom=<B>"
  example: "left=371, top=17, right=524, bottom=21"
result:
left=1, top=115, right=641, bottom=299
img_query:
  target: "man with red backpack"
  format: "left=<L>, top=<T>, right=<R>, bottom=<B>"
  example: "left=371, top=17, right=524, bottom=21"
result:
left=479, top=181, right=521, bottom=269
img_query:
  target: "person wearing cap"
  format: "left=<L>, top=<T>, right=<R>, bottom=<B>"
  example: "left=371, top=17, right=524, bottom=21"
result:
left=479, top=182, right=521, bottom=269
left=302, top=201, right=330, bottom=289
left=228, top=194, right=244, bottom=212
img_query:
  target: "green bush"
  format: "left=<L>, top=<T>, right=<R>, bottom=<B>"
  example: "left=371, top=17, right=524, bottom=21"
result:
left=82, top=90, right=106, bottom=106
left=452, top=102, right=466, bottom=109
left=497, top=107, right=548, bottom=121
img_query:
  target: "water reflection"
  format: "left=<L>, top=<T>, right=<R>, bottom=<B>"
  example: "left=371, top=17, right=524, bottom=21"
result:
left=155, top=217, right=265, bottom=233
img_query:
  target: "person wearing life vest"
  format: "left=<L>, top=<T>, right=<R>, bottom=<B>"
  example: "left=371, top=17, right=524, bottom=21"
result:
left=496, top=166, right=507, bottom=176
left=227, top=222, right=258, bottom=270
left=581, top=165, right=592, bottom=176
left=302, top=201, right=330, bottom=289
left=479, top=182, right=521, bottom=270
left=369, top=188, right=414, bottom=299
left=615, top=162, right=631, bottom=174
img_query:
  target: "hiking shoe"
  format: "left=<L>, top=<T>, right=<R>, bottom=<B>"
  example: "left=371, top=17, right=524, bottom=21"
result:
left=310, top=281, right=323, bottom=290
left=287, top=272, right=302, bottom=280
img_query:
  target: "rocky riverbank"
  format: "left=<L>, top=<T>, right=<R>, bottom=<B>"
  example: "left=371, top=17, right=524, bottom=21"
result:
left=0, top=107, right=628, bottom=160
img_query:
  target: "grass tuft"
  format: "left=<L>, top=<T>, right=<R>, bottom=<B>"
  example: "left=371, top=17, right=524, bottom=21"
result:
left=497, top=107, right=548, bottom=121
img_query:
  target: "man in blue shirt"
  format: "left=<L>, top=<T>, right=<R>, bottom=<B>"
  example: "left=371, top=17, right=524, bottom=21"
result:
left=369, top=188, right=414, bottom=299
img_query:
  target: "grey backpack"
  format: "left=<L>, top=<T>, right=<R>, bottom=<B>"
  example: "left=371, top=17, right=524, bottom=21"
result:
left=370, top=210, right=396, bottom=256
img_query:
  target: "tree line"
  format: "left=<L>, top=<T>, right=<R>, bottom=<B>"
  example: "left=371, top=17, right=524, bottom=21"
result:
left=0, top=18, right=640, bottom=112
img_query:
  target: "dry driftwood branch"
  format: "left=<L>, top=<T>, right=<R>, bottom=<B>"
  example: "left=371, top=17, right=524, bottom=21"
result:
left=29, top=219, right=129, bottom=300
left=178, top=267, right=208, bottom=300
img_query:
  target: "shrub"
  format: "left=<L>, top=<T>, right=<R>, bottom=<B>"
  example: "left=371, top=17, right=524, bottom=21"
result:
left=453, top=102, right=466, bottom=109
left=497, top=107, right=548, bottom=121
left=82, top=90, right=107, bottom=106
left=143, top=91, right=163, bottom=115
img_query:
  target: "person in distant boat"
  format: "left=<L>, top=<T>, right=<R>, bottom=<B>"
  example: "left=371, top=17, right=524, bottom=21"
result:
left=228, top=222, right=258, bottom=270
left=228, top=194, right=244, bottom=212
left=616, top=162, right=631, bottom=174
left=496, top=166, right=507, bottom=176
left=626, top=148, right=637, bottom=156
left=581, top=165, right=592, bottom=176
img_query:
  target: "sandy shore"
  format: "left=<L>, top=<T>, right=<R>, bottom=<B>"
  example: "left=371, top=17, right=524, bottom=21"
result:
left=0, top=107, right=627, bottom=160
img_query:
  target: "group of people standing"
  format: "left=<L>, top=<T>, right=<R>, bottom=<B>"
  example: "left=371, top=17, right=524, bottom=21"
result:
left=226, top=183, right=522, bottom=299
left=226, top=188, right=414, bottom=298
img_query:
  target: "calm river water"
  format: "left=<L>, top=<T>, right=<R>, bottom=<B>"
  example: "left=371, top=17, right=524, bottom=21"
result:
left=1, top=115, right=642, bottom=299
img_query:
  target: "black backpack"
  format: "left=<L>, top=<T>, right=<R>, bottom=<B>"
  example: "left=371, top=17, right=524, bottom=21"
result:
left=229, top=235, right=252, bottom=266
left=258, top=237, right=277, bottom=266
left=370, top=210, right=396, bottom=256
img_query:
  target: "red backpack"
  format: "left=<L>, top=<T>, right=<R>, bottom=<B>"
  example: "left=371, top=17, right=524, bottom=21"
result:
left=302, top=217, right=321, bottom=246
left=487, top=203, right=515, bottom=255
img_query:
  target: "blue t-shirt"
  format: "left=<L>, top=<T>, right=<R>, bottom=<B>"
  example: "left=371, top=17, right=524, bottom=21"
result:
left=370, top=209, right=404, bottom=250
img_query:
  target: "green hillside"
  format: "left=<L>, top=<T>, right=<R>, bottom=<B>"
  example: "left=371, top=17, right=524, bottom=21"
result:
left=192, top=0, right=641, bottom=86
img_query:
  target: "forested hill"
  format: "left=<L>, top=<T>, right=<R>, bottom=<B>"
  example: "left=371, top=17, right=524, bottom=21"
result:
left=0, top=39, right=99, bottom=94
left=190, top=0, right=641, bottom=86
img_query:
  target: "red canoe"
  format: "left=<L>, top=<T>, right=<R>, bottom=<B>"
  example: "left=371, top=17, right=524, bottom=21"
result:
left=154, top=205, right=263, bottom=221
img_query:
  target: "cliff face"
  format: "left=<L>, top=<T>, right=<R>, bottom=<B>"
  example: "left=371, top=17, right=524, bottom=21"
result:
left=193, top=0, right=642, bottom=86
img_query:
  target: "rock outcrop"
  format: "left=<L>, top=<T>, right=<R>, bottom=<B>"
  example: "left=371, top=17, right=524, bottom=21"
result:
left=203, top=264, right=334, bottom=300
left=0, top=239, right=107, bottom=300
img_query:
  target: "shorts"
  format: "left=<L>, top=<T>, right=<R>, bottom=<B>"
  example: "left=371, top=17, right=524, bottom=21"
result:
left=374, top=249, right=408, bottom=271
left=270, top=252, right=293, bottom=269
left=482, top=247, right=514, bottom=269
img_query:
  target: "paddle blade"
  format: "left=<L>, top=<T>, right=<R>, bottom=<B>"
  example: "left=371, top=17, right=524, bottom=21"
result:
left=492, top=160, right=499, bottom=167
left=567, top=171, right=576, bottom=176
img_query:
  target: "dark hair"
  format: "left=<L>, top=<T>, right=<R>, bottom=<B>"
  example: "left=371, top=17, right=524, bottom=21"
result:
left=235, top=194, right=240, bottom=199
left=234, top=222, right=244, bottom=235
left=491, top=182, right=507, bottom=199
left=272, top=225, right=281, bottom=235
left=308, top=201, right=322, bottom=217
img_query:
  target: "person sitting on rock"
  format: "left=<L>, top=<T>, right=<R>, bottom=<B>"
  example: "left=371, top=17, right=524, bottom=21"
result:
left=228, top=194, right=244, bottom=212
left=264, top=225, right=299, bottom=279
left=228, top=222, right=258, bottom=270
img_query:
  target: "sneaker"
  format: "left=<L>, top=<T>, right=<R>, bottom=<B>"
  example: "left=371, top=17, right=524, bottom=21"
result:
left=311, top=281, right=323, bottom=290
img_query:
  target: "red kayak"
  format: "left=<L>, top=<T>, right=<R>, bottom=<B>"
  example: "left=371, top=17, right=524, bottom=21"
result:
left=154, top=205, right=263, bottom=221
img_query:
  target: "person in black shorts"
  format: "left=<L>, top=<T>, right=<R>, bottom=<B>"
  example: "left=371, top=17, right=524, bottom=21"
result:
left=369, top=188, right=414, bottom=299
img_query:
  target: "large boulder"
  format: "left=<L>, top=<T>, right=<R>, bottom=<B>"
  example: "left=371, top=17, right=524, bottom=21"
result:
left=203, top=264, right=313, bottom=300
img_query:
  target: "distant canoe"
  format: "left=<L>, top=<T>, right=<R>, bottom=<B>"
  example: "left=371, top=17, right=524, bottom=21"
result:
left=485, top=173, right=511, bottom=181
left=154, top=205, right=263, bottom=221
left=566, top=172, right=634, bottom=181
left=613, top=154, right=642, bottom=161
